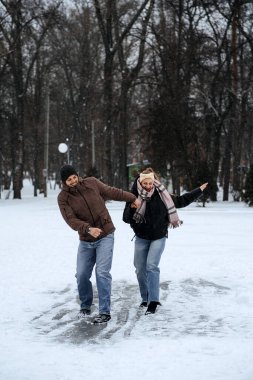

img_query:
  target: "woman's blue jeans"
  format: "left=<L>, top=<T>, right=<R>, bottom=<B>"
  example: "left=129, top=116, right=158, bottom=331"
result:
left=134, top=236, right=166, bottom=303
left=76, top=233, right=114, bottom=314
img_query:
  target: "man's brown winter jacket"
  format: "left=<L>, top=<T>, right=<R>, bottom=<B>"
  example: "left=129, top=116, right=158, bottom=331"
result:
left=58, top=176, right=136, bottom=242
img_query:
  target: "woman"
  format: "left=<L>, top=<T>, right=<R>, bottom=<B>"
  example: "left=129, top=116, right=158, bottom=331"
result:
left=58, top=165, right=140, bottom=324
left=123, top=168, right=208, bottom=315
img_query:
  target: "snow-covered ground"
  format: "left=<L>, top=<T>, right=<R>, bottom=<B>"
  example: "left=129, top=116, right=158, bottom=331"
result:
left=1, top=180, right=253, bottom=380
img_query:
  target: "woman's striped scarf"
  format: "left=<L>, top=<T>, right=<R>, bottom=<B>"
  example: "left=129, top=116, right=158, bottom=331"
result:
left=133, top=179, right=183, bottom=228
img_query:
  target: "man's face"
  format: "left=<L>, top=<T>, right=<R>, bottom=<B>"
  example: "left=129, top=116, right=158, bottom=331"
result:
left=65, top=174, right=79, bottom=187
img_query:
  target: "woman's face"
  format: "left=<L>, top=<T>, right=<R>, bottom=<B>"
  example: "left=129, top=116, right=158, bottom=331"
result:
left=141, top=178, right=154, bottom=192
left=65, top=174, right=79, bottom=187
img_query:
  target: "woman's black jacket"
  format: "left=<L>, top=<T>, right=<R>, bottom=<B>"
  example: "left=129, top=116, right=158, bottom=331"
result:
left=123, top=179, right=202, bottom=240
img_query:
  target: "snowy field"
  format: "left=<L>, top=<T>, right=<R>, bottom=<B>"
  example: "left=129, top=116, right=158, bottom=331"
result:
left=1, top=180, right=253, bottom=380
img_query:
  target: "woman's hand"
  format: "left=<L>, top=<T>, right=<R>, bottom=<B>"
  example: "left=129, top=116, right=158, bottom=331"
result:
left=200, top=182, right=208, bottom=191
left=88, top=227, right=103, bottom=238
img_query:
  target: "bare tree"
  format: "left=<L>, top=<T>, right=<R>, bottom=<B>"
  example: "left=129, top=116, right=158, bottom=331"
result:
left=93, top=0, right=152, bottom=185
left=47, top=2, right=103, bottom=177
left=0, top=0, right=61, bottom=198
left=143, top=0, right=253, bottom=200
left=113, top=0, right=155, bottom=188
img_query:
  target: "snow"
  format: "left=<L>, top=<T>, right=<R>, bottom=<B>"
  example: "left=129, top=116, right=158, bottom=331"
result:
left=1, top=180, right=253, bottom=380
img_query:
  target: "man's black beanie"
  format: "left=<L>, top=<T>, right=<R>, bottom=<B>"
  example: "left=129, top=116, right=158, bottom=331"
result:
left=60, top=165, right=78, bottom=183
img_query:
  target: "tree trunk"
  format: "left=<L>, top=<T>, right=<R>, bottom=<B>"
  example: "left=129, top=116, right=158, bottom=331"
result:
left=223, top=125, right=232, bottom=201
left=12, top=2, right=24, bottom=199
left=103, top=54, right=114, bottom=184
left=114, top=81, right=129, bottom=189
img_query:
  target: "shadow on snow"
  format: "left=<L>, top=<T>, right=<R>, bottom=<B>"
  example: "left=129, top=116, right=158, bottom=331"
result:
left=31, top=279, right=252, bottom=345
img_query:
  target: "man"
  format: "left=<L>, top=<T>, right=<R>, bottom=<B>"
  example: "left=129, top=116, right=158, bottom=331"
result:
left=57, top=165, right=140, bottom=324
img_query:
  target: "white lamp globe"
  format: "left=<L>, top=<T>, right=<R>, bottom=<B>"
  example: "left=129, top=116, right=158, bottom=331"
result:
left=58, top=143, right=68, bottom=153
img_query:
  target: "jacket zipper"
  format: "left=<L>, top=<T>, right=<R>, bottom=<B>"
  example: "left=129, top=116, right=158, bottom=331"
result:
left=76, top=188, right=96, bottom=226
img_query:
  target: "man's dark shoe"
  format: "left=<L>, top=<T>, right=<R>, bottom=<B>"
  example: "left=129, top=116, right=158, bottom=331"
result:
left=78, top=308, right=91, bottom=319
left=93, top=314, right=111, bottom=324
left=145, top=301, right=161, bottom=315
left=139, top=301, right=148, bottom=308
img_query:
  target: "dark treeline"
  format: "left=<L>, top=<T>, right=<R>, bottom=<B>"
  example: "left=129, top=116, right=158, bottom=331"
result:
left=0, top=0, right=253, bottom=200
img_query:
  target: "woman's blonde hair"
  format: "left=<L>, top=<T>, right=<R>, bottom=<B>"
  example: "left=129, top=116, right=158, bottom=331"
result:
left=141, top=167, right=159, bottom=180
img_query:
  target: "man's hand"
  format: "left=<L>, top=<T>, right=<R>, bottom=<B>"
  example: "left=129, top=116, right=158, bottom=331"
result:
left=131, top=198, right=141, bottom=209
left=88, top=227, right=103, bottom=238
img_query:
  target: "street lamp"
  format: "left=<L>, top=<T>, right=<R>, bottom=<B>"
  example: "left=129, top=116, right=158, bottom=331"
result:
left=58, top=140, right=69, bottom=164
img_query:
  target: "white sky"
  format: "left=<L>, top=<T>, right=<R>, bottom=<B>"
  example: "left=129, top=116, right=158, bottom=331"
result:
left=0, top=180, right=253, bottom=380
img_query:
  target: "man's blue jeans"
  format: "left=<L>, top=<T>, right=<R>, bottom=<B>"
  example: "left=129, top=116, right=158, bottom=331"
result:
left=134, top=236, right=166, bottom=303
left=76, top=233, right=114, bottom=314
